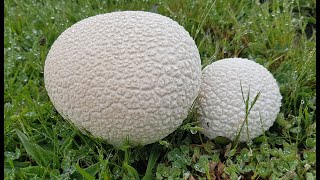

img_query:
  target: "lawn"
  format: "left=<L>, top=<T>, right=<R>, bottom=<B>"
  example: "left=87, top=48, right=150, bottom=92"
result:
left=4, top=0, right=316, bottom=179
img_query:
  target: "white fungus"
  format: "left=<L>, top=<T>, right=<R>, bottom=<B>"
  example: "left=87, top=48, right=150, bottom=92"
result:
left=196, top=58, right=282, bottom=141
left=44, top=11, right=201, bottom=147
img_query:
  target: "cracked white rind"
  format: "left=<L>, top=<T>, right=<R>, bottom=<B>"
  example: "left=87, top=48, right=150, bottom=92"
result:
left=196, top=58, right=282, bottom=142
left=44, top=11, right=201, bottom=147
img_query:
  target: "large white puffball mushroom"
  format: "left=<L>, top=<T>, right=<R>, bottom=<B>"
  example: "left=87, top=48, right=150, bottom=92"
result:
left=196, top=58, right=282, bottom=142
left=44, top=11, right=201, bottom=147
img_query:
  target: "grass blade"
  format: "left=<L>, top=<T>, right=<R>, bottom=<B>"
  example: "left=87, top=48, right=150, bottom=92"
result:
left=142, top=145, right=161, bottom=180
left=249, top=91, right=261, bottom=112
left=75, top=162, right=95, bottom=180
left=123, top=162, right=140, bottom=180
left=16, top=129, right=54, bottom=167
left=20, top=166, right=47, bottom=177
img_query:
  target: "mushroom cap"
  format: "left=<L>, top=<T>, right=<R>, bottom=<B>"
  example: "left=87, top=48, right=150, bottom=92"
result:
left=44, top=11, right=201, bottom=147
left=196, top=58, right=282, bottom=141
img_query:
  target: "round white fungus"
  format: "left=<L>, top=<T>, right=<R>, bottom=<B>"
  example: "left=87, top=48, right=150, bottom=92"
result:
left=196, top=58, right=282, bottom=142
left=44, top=11, right=201, bottom=147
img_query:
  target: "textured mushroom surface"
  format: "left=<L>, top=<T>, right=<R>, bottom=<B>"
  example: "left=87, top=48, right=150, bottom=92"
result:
left=196, top=58, right=282, bottom=141
left=44, top=11, right=201, bottom=147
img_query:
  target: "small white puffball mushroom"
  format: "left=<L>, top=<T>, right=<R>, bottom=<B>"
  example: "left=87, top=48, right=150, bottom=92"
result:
left=44, top=11, right=201, bottom=147
left=196, top=58, right=282, bottom=142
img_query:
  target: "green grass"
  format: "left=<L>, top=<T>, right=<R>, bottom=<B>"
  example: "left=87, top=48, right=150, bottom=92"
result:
left=4, top=0, right=316, bottom=179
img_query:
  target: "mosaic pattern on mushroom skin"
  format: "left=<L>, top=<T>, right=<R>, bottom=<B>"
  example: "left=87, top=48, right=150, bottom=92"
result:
left=44, top=11, right=202, bottom=147
left=196, top=58, right=282, bottom=142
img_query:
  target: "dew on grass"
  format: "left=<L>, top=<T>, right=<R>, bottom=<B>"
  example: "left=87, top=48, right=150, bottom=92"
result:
left=293, top=71, right=298, bottom=79
left=277, top=162, right=290, bottom=172
left=183, top=172, right=191, bottom=179
left=24, top=111, right=37, bottom=118
left=304, top=164, right=311, bottom=170
left=13, top=46, right=21, bottom=51
left=4, top=102, right=13, bottom=109
left=20, top=100, right=25, bottom=105
left=190, top=129, right=197, bottom=134
left=17, top=56, right=23, bottom=60
left=193, top=163, right=200, bottom=170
